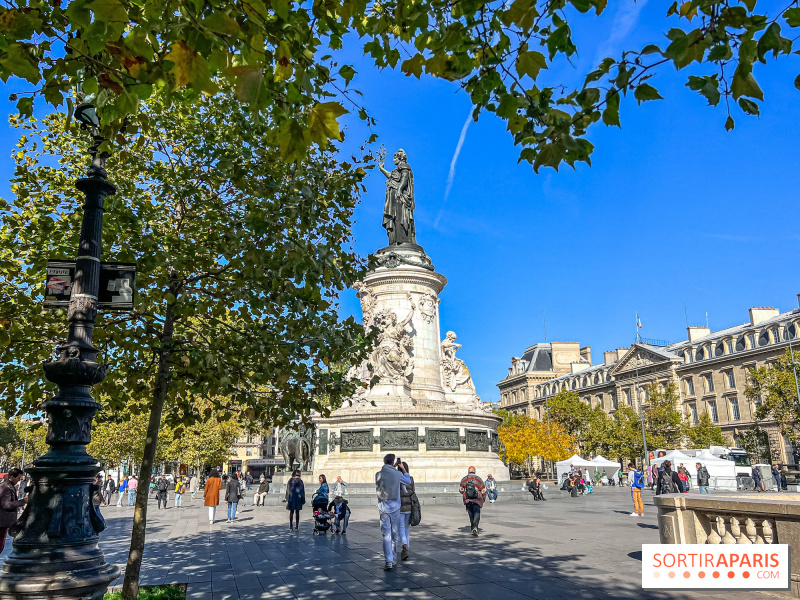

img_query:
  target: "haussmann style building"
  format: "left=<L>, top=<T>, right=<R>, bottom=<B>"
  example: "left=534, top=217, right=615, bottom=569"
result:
left=497, top=296, right=800, bottom=466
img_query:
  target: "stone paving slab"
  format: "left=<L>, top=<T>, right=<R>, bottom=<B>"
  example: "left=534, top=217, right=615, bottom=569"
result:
left=0, top=487, right=780, bottom=599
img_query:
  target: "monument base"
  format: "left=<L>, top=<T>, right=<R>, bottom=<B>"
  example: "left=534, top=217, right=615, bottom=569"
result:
left=312, top=396, right=509, bottom=484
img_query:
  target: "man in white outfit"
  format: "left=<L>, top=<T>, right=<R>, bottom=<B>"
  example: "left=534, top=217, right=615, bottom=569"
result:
left=375, top=453, right=411, bottom=571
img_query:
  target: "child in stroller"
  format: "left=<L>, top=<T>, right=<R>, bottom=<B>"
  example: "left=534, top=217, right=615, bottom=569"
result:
left=311, top=493, right=333, bottom=535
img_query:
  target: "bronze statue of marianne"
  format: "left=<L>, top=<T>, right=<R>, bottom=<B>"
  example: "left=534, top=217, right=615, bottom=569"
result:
left=379, top=148, right=416, bottom=245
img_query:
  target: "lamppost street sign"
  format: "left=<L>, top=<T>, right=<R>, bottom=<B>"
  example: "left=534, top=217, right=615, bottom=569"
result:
left=45, top=260, right=136, bottom=311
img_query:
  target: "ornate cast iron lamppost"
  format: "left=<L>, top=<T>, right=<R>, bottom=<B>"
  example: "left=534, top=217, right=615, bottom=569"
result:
left=0, top=103, right=119, bottom=599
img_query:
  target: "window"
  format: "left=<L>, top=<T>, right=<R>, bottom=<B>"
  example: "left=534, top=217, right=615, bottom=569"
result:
left=705, top=374, right=715, bottom=393
left=611, top=393, right=618, bottom=410
left=774, top=328, right=782, bottom=343
left=686, top=378, right=695, bottom=396
left=685, top=350, right=693, bottom=363
left=726, top=371, right=736, bottom=389
left=709, top=401, right=719, bottom=423
left=748, top=333, right=756, bottom=348
left=245, top=448, right=253, bottom=456
left=625, top=390, right=631, bottom=405
left=726, top=339, right=733, bottom=354
left=690, top=403, right=698, bottom=425
left=730, top=397, right=740, bottom=421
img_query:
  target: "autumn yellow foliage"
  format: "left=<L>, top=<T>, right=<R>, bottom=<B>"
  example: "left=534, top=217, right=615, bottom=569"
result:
left=498, top=415, right=575, bottom=477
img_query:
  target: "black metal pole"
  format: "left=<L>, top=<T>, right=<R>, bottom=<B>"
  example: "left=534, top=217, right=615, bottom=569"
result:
left=0, top=124, right=119, bottom=599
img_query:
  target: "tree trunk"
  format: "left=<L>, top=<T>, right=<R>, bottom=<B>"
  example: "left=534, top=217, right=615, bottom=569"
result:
left=121, top=298, right=175, bottom=600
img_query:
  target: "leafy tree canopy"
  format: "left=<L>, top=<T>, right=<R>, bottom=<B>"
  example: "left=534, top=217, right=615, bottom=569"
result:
left=746, top=348, right=800, bottom=441
left=0, top=0, right=797, bottom=169
left=498, top=413, right=573, bottom=477
left=686, top=411, right=727, bottom=447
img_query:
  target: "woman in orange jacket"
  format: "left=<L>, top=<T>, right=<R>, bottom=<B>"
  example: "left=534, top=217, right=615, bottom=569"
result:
left=204, top=471, right=223, bottom=523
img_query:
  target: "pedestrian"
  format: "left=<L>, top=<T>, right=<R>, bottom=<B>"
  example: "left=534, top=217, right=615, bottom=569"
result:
left=617, top=468, right=624, bottom=486
left=772, top=464, right=782, bottom=491
left=781, top=465, right=789, bottom=490
left=375, top=454, right=411, bottom=570
left=628, top=462, right=644, bottom=517
left=254, top=476, right=269, bottom=506
left=331, top=475, right=347, bottom=497
left=459, top=466, right=486, bottom=537
left=677, top=464, right=689, bottom=493
left=285, top=469, right=306, bottom=532
left=174, top=476, right=186, bottom=508
left=246, top=472, right=253, bottom=490
left=0, top=469, right=28, bottom=553
left=328, top=495, right=351, bottom=535
left=189, top=474, right=199, bottom=500
left=117, top=476, right=128, bottom=506
left=92, top=474, right=105, bottom=506
left=485, top=474, right=498, bottom=503
left=650, top=464, right=659, bottom=490
left=534, top=474, right=546, bottom=500
left=127, top=475, right=138, bottom=506
left=656, top=460, right=681, bottom=495
left=204, top=470, right=222, bottom=523
left=398, top=461, right=414, bottom=560
left=156, top=475, right=169, bottom=510
left=696, top=462, right=711, bottom=494
left=752, top=466, right=765, bottom=492
left=315, top=474, right=329, bottom=502
left=103, top=475, right=115, bottom=505
left=225, top=473, right=241, bottom=523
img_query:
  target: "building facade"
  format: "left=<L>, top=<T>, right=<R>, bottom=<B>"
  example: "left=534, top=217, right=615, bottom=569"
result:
left=224, top=430, right=278, bottom=477
left=497, top=297, right=800, bottom=465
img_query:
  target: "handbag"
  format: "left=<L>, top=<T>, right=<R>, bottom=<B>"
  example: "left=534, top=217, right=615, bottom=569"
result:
left=409, top=492, right=421, bottom=526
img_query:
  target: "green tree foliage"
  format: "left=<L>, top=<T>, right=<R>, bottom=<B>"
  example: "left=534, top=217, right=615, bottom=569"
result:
left=746, top=348, right=800, bottom=441
left=0, top=0, right=796, bottom=169
left=163, top=397, right=243, bottom=470
left=546, top=389, right=592, bottom=439
left=737, top=425, right=772, bottom=464
left=686, top=412, right=727, bottom=448
left=0, top=87, right=371, bottom=598
left=642, top=381, right=686, bottom=450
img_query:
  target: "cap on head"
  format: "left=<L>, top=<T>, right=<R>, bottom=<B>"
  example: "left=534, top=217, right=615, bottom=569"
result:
left=468, top=466, right=476, bottom=473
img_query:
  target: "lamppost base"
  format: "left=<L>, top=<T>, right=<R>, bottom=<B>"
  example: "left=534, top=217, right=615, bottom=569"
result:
left=0, top=562, right=118, bottom=600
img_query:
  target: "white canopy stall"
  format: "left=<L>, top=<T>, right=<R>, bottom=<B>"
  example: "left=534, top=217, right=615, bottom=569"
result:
left=555, top=454, right=596, bottom=484
left=651, top=449, right=737, bottom=491
left=588, top=455, right=621, bottom=482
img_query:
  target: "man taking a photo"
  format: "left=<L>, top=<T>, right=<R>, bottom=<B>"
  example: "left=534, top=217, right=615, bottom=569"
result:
left=459, top=466, right=486, bottom=537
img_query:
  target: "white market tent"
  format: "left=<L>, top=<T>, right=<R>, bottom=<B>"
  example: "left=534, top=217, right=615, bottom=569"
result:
left=588, top=455, right=621, bottom=481
left=555, top=454, right=596, bottom=483
left=651, top=449, right=737, bottom=491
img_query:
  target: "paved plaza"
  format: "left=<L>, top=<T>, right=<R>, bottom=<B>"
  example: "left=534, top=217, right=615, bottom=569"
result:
left=0, top=487, right=768, bottom=600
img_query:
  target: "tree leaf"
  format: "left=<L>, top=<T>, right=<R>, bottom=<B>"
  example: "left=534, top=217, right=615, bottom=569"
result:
left=725, top=115, right=735, bottom=131
left=1, top=43, right=40, bottom=84
left=163, top=41, right=212, bottom=90
left=633, top=83, right=663, bottom=104
left=738, top=97, right=760, bottom=116
left=602, top=90, right=620, bottom=126
left=308, top=101, right=348, bottom=148
left=516, top=50, right=547, bottom=80
left=731, top=67, right=764, bottom=100
left=400, top=54, right=424, bottom=79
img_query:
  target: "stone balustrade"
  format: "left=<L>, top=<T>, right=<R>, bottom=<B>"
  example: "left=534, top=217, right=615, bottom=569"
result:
left=654, top=494, right=800, bottom=595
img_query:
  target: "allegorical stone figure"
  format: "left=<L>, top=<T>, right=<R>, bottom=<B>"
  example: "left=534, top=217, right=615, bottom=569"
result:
left=379, top=148, right=416, bottom=245
left=441, top=331, right=476, bottom=393
left=370, top=295, right=416, bottom=383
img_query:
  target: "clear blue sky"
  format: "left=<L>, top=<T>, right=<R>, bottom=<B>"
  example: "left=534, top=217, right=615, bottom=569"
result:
left=1, top=3, right=798, bottom=405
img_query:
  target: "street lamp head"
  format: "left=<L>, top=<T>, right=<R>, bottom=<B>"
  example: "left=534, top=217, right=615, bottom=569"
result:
left=74, top=102, right=100, bottom=132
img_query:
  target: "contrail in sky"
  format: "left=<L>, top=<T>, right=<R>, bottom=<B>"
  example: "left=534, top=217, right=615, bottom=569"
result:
left=435, top=112, right=472, bottom=228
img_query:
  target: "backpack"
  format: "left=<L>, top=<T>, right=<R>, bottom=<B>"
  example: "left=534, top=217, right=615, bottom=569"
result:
left=632, top=470, right=645, bottom=489
left=465, top=479, right=478, bottom=500
left=409, top=492, right=421, bottom=526
left=660, top=471, right=677, bottom=493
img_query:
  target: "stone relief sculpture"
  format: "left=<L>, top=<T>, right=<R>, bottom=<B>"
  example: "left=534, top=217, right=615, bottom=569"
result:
left=418, top=293, right=437, bottom=324
left=378, top=148, right=416, bottom=245
left=353, top=281, right=376, bottom=327
left=369, top=294, right=416, bottom=384
left=440, top=331, right=476, bottom=393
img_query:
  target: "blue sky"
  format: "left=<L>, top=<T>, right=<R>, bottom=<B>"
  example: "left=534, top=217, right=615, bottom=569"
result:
left=1, top=2, right=798, bottom=405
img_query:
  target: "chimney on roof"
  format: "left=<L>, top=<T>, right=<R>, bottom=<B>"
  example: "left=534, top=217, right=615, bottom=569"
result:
left=797, top=293, right=800, bottom=308
left=580, top=346, right=591, bottom=364
left=687, top=326, right=711, bottom=342
left=604, top=351, right=617, bottom=365
left=749, top=306, right=779, bottom=326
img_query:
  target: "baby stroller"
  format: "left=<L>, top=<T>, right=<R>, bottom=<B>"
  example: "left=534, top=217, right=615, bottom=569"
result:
left=312, top=493, right=332, bottom=536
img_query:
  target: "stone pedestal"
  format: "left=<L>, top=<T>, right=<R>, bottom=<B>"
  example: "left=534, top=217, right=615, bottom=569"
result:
left=313, top=244, right=509, bottom=483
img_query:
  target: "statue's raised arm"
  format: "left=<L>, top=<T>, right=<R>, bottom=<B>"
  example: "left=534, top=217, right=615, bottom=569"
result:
left=396, top=293, right=415, bottom=331
left=379, top=149, right=416, bottom=246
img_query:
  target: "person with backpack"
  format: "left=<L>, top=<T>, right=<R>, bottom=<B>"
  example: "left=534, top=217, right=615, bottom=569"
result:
left=225, top=473, right=241, bottom=522
left=459, top=466, right=486, bottom=537
left=695, top=462, right=711, bottom=494
left=174, top=476, right=186, bottom=508
left=656, top=460, right=681, bottom=495
left=628, top=462, right=645, bottom=517
left=398, top=461, right=415, bottom=561
left=156, top=475, right=169, bottom=510
left=752, top=465, right=765, bottom=492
